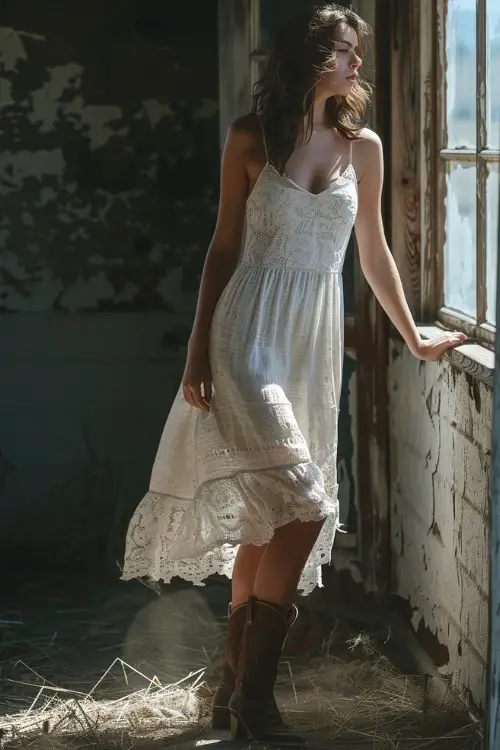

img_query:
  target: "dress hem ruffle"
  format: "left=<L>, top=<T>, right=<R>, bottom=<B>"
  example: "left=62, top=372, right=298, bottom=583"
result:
left=121, top=459, right=341, bottom=597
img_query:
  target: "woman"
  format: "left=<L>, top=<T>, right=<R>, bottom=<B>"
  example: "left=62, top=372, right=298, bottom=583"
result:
left=122, top=3, right=466, bottom=744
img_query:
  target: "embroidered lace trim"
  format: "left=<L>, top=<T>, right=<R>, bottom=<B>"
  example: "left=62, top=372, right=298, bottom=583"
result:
left=121, top=459, right=340, bottom=596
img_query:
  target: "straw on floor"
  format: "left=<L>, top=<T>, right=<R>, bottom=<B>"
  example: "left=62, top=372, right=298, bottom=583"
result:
left=0, top=615, right=480, bottom=750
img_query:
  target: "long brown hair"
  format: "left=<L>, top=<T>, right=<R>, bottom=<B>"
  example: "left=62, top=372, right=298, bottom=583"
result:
left=252, top=2, right=372, bottom=172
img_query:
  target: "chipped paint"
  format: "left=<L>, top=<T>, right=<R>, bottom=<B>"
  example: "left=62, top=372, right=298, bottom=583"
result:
left=0, top=149, right=66, bottom=188
left=140, top=99, right=174, bottom=127
left=389, top=341, right=491, bottom=709
left=0, top=27, right=45, bottom=71
left=194, top=99, right=219, bottom=120
left=0, top=1, right=221, bottom=571
left=0, top=11, right=219, bottom=313
left=0, top=77, right=13, bottom=106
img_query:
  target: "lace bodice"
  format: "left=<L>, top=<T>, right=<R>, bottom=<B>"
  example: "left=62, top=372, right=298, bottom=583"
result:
left=242, top=162, right=358, bottom=274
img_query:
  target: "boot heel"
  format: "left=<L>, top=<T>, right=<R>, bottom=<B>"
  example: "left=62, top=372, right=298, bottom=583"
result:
left=228, top=599, right=305, bottom=745
left=229, top=712, right=248, bottom=740
left=229, top=712, right=239, bottom=739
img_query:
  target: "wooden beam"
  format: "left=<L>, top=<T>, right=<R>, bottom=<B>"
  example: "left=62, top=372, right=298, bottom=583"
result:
left=344, top=314, right=356, bottom=350
left=487, top=171, right=500, bottom=750
left=217, top=0, right=253, bottom=148
left=390, top=0, right=421, bottom=316
left=476, top=0, right=487, bottom=324
left=435, top=0, right=447, bottom=313
left=353, top=0, right=391, bottom=591
left=420, top=0, right=437, bottom=319
left=351, top=0, right=376, bottom=125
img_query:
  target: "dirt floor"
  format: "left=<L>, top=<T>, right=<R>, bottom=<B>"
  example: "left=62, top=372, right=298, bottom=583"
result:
left=0, top=567, right=483, bottom=749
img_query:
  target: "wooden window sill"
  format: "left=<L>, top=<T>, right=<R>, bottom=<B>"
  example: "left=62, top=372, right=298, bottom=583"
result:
left=390, top=324, right=495, bottom=389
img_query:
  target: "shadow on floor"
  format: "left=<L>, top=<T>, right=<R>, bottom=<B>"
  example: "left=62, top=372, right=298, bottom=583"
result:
left=0, top=568, right=483, bottom=749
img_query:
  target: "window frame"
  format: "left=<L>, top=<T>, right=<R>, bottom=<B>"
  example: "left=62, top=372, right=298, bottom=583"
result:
left=421, top=0, right=498, bottom=350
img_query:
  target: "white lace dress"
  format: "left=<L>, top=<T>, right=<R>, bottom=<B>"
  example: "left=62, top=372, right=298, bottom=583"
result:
left=121, top=146, right=358, bottom=596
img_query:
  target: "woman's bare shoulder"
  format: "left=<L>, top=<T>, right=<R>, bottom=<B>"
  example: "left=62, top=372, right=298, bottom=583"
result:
left=355, top=127, right=382, bottom=149
left=353, top=128, right=383, bottom=178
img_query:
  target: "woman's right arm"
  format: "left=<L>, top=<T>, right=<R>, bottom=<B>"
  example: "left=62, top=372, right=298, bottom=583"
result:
left=182, top=121, right=252, bottom=411
left=190, top=122, right=250, bottom=343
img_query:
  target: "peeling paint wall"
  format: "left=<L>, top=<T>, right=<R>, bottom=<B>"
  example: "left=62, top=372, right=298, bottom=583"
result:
left=389, top=343, right=491, bottom=709
left=0, top=1, right=219, bottom=568
left=0, top=3, right=219, bottom=314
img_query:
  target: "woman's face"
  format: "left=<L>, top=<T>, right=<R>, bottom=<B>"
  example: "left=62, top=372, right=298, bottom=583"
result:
left=316, top=24, right=362, bottom=98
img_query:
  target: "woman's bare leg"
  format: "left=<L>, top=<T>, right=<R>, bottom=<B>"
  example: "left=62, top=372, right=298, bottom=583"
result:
left=252, top=518, right=325, bottom=607
left=212, top=544, right=266, bottom=729
left=231, top=543, right=267, bottom=607
left=227, top=518, right=324, bottom=743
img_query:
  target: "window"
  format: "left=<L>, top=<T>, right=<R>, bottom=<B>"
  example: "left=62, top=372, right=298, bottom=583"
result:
left=434, top=0, right=499, bottom=345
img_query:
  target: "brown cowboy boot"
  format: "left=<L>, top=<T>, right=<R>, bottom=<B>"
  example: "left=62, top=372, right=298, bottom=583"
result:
left=228, top=596, right=305, bottom=746
left=211, top=602, right=247, bottom=730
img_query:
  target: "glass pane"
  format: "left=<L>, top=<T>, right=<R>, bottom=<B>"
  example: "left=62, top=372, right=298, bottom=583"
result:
left=444, top=162, right=477, bottom=317
left=445, top=0, right=477, bottom=148
left=486, top=164, right=499, bottom=324
left=487, top=0, right=500, bottom=147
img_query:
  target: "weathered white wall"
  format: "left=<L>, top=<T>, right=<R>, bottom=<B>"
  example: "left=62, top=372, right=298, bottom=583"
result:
left=0, top=18, right=220, bottom=314
left=389, top=341, right=491, bottom=709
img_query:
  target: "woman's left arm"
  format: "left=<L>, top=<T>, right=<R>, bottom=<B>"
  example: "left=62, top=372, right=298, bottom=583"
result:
left=354, top=130, right=467, bottom=361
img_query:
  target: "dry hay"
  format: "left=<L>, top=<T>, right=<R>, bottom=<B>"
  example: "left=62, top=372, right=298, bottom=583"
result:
left=0, top=589, right=220, bottom=749
left=0, top=593, right=481, bottom=750
left=0, top=660, right=210, bottom=749
left=0, top=635, right=480, bottom=750
left=276, top=631, right=480, bottom=748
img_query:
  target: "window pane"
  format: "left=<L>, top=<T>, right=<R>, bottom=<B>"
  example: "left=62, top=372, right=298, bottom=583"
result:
left=487, top=0, right=500, bottom=147
left=486, top=164, right=499, bottom=324
left=444, top=162, right=477, bottom=317
left=445, top=0, right=476, bottom=148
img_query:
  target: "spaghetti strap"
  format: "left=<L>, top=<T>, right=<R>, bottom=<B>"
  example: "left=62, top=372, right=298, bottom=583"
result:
left=257, top=114, right=269, bottom=162
left=348, top=138, right=353, bottom=166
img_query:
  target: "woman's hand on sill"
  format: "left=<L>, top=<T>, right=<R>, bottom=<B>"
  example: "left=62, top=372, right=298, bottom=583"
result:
left=390, top=324, right=494, bottom=386
left=410, top=331, right=468, bottom=361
